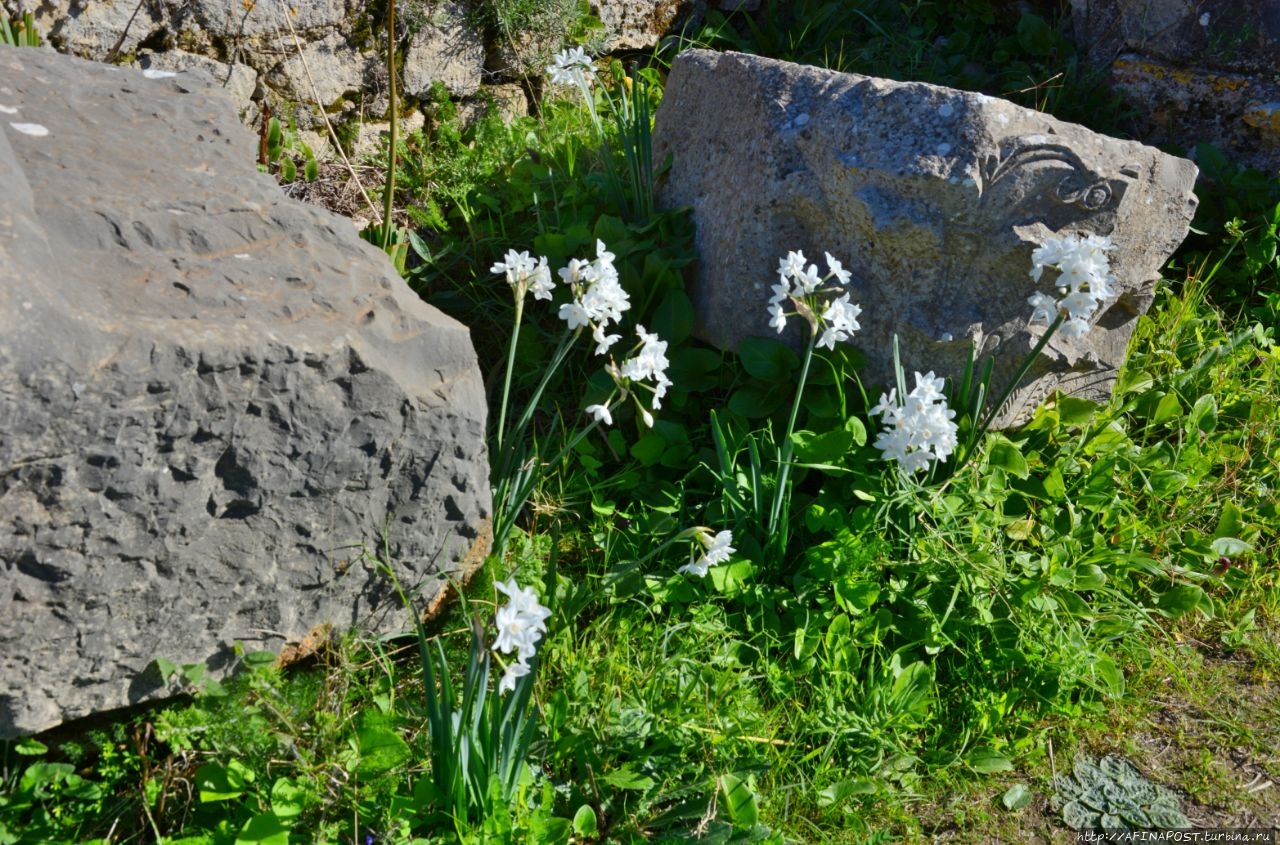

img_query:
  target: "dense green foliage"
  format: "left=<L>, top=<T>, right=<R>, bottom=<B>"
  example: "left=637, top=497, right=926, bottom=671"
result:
left=3, top=1, right=1277, bottom=843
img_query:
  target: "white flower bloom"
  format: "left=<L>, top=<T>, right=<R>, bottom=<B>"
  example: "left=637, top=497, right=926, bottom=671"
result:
left=870, top=372, right=958, bottom=472
left=492, top=577, right=550, bottom=696
left=1027, top=291, right=1057, bottom=325
left=592, top=323, right=621, bottom=355
left=678, top=529, right=735, bottom=577
left=498, top=657, right=531, bottom=695
left=585, top=403, right=612, bottom=425
left=1059, top=317, right=1091, bottom=339
left=558, top=300, right=591, bottom=330
left=547, top=46, right=592, bottom=87
left=620, top=325, right=670, bottom=384
left=779, top=250, right=807, bottom=280
left=824, top=252, right=852, bottom=284
left=1026, top=233, right=1116, bottom=339
left=768, top=301, right=788, bottom=332
left=528, top=257, right=555, bottom=300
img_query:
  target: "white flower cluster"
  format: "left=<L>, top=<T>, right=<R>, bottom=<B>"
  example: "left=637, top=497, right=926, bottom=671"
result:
left=592, top=324, right=672, bottom=428
left=546, top=46, right=593, bottom=89
left=491, top=249, right=554, bottom=302
left=558, top=239, right=631, bottom=355
left=870, top=371, right=959, bottom=473
left=768, top=250, right=863, bottom=350
left=493, top=240, right=670, bottom=430
left=491, top=577, right=552, bottom=694
left=677, top=528, right=736, bottom=577
left=1026, top=233, right=1116, bottom=341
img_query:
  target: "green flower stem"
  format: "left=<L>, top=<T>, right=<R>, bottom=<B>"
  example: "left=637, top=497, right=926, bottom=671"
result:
left=954, top=312, right=1066, bottom=474
left=380, top=0, right=397, bottom=250
left=492, top=404, right=607, bottom=560
left=768, top=335, right=817, bottom=558
left=494, top=293, right=526, bottom=455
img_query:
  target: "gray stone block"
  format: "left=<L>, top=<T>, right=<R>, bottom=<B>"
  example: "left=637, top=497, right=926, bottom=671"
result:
left=0, top=45, right=490, bottom=738
left=652, top=50, right=1199, bottom=427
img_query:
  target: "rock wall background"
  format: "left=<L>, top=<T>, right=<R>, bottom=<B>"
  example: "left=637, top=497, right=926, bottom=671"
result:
left=0, top=0, right=715, bottom=160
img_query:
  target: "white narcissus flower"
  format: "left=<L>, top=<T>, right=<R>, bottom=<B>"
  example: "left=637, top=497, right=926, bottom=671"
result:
left=1026, top=233, right=1116, bottom=339
left=678, top=529, right=735, bottom=577
left=546, top=46, right=592, bottom=87
left=769, top=249, right=863, bottom=350
left=870, top=372, right=958, bottom=472
left=492, top=577, right=552, bottom=695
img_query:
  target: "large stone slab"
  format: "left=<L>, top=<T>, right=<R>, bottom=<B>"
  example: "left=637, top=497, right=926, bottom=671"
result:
left=652, top=49, right=1198, bottom=427
left=0, top=45, right=490, bottom=738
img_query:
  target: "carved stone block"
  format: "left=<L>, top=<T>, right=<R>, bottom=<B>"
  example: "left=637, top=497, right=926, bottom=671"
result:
left=652, top=50, right=1199, bottom=427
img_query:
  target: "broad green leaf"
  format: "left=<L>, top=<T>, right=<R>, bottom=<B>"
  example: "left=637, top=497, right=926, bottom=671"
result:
left=1147, top=470, right=1188, bottom=496
left=197, top=761, right=253, bottom=802
left=738, top=336, right=799, bottom=382
left=889, top=661, right=933, bottom=715
left=1188, top=394, right=1218, bottom=434
left=728, top=384, right=785, bottom=418
left=1210, top=537, right=1252, bottom=557
left=817, top=778, right=877, bottom=807
left=243, top=650, right=277, bottom=667
left=235, top=811, right=290, bottom=845
left=269, top=777, right=307, bottom=820
left=1152, top=392, right=1182, bottom=423
left=153, top=657, right=178, bottom=682
left=15, top=738, right=47, bottom=756
left=720, top=774, right=759, bottom=827
left=303, top=157, right=319, bottom=182
left=1002, top=783, right=1033, bottom=810
left=572, top=804, right=599, bottom=837
left=1090, top=655, right=1125, bottom=698
left=652, top=288, right=695, bottom=346
left=629, top=432, right=665, bottom=466
left=1057, top=396, right=1101, bottom=426
left=1156, top=584, right=1208, bottom=619
left=356, top=718, right=410, bottom=775
left=834, top=580, right=879, bottom=613
left=987, top=437, right=1029, bottom=479
left=600, top=765, right=655, bottom=791
left=967, top=748, right=1014, bottom=773
left=790, top=426, right=853, bottom=464
left=1213, top=502, right=1244, bottom=540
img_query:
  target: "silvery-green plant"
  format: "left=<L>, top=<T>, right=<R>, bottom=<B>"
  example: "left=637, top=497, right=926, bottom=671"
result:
left=1052, top=754, right=1191, bottom=830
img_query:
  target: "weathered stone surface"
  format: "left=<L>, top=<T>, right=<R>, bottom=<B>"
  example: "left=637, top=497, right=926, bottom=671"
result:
left=267, top=30, right=372, bottom=106
left=591, top=0, right=700, bottom=51
left=652, top=50, right=1198, bottom=427
left=1069, top=0, right=1280, bottom=172
left=189, top=0, right=348, bottom=38
left=138, top=49, right=259, bottom=119
left=33, top=0, right=180, bottom=59
left=0, top=45, right=490, bottom=738
left=402, top=1, right=484, bottom=99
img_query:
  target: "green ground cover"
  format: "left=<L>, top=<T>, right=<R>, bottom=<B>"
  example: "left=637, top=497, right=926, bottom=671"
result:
left=3, top=1, right=1278, bottom=842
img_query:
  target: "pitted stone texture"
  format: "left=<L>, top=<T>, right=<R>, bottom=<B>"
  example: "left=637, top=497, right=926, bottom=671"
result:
left=591, top=0, right=700, bottom=50
left=1070, top=0, right=1280, bottom=172
left=652, top=50, right=1198, bottom=427
left=0, top=46, right=490, bottom=738
left=267, top=30, right=373, bottom=106
left=402, top=1, right=484, bottom=99
left=138, top=49, right=259, bottom=119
